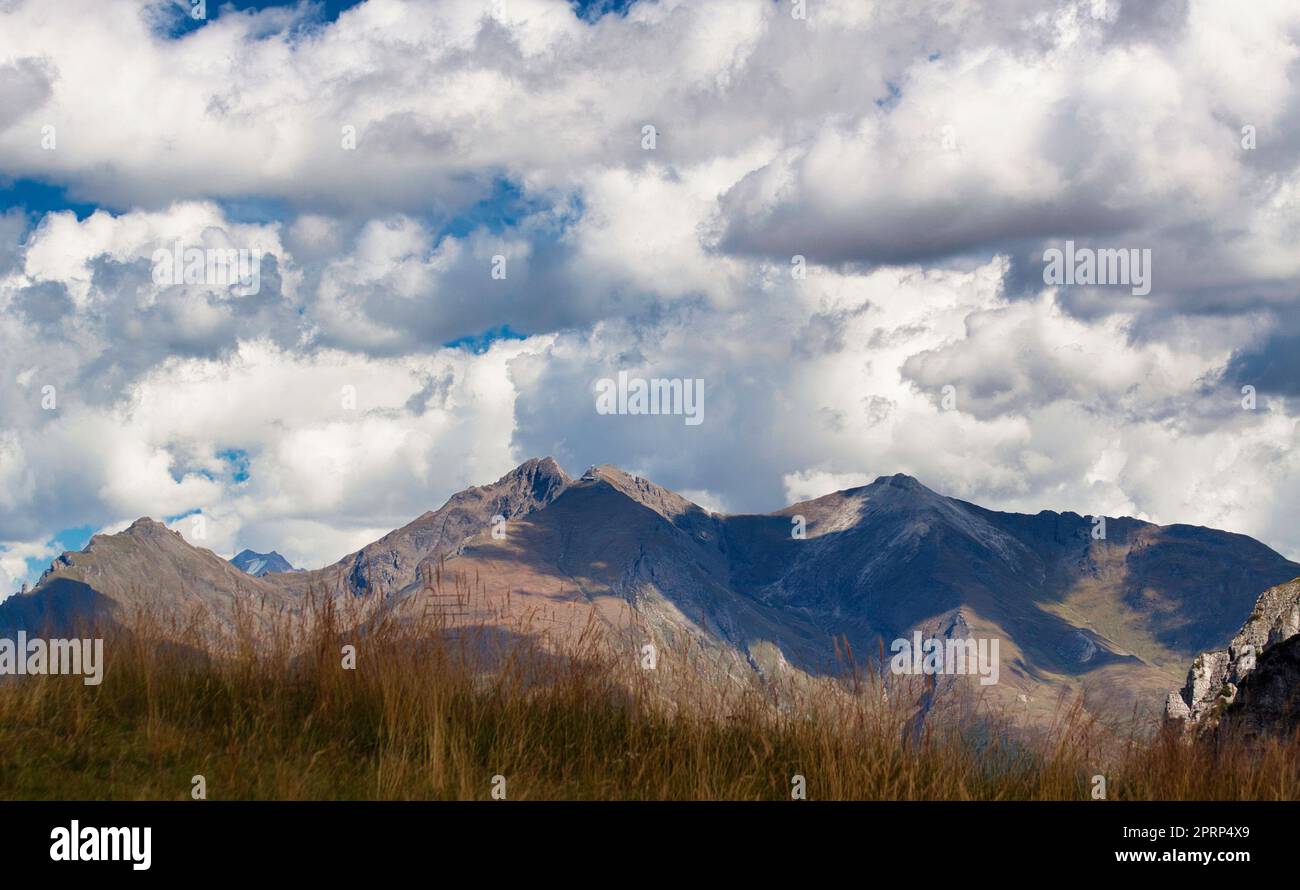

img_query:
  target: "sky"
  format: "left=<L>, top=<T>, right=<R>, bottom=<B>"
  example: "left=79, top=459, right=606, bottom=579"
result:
left=1, top=0, right=1299, bottom=588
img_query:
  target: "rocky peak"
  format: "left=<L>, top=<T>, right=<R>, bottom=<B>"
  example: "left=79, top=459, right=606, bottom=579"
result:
left=578, top=464, right=712, bottom=528
left=874, top=473, right=927, bottom=492
left=490, top=457, right=570, bottom=506
left=125, top=517, right=175, bottom=538
left=338, top=458, right=571, bottom=596
left=505, top=456, right=567, bottom=483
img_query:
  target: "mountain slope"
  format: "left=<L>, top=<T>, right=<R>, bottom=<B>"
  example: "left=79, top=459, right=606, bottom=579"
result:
left=0, top=518, right=293, bottom=635
left=388, top=465, right=1300, bottom=718
left=7, top=459, right=1297, bottom=723
left=404, top=464, right=834, bottom=677
left=0, top=458, right=571, bottom=635
left=264, top=456, right=571, bottom=601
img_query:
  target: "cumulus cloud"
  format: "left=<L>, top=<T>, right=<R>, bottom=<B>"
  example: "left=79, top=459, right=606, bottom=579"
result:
left=0, top=334, right=538, bottom=569
left=2, top=0, right=1300, bottom=591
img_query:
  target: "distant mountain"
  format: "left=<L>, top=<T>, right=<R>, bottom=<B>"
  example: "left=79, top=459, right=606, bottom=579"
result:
left=0, top=518, right=292, bottom=636
left=5, top=458, right=1298, bottom=723
left=230, top=550, right=295, bottom=577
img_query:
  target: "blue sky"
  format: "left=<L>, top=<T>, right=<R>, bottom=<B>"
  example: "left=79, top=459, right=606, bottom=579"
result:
left=0, top=178, right=101, bottom=219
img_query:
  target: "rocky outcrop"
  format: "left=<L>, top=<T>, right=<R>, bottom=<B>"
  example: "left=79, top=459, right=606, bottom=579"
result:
left=1165, top=578, right=1300, bottom=733
left=1220, top=634, right=1300, bottom=738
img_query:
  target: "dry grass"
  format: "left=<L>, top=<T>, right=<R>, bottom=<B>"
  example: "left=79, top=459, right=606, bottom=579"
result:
left=1, top=584, right=1298, bottom=801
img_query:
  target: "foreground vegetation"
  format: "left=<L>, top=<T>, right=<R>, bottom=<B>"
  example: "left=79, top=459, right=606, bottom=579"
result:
left=1, top=590, right=1298, bottom=801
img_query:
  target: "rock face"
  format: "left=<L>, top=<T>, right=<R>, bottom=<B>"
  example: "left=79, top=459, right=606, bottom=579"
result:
left=1222, top=635, right=1300, bottom=737
left=1165, top=578, right=1300, bottom=733
left=332, top=456, right=571, bottom=597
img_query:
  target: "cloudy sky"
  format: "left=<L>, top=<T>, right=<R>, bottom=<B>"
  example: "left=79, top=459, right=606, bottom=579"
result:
left=1, top=0, right=1299, bottom=587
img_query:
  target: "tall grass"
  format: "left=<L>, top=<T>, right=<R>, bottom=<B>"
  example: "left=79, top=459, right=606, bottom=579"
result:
left=0, top=580, right=1297, bottom=801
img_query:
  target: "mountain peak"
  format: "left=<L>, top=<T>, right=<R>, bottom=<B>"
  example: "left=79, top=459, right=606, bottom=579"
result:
left=231, top=549, right=295, bottom=577
left=495, top=457, right=570, bottom=501
left=871, top=473, right=929, bottom=492
left=327, top=457, right=572, bottom=596
left=500, top=456, right=570, bottom=488
left=582, top=463, right=630, bottom=482
left=572, top=464, right=708, bottom=526
left=124, top=517, right=178, bottom=540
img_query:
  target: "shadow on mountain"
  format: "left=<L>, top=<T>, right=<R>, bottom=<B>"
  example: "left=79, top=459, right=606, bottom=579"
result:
left=0, top=579, right=118, bottom=639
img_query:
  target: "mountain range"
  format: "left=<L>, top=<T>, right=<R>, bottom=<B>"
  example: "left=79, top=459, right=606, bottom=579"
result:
left=4, top=457, right=1297, bottom=724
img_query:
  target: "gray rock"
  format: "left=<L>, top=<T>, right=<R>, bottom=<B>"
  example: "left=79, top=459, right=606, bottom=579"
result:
left=1164, top=690, right=1190, bottom=721
left=1166, top=578, right=1300, bottom=733
left=1220, top=635, right=1300, bottom=739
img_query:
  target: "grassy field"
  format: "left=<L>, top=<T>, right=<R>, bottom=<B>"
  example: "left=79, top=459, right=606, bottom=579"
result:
left=1, top=591, right=1298, bottom=801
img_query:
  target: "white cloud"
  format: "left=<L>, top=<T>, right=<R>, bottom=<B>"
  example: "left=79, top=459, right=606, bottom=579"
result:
left=0, top=536, right=58, bottom=599
left=14, top=336, right=538, bottom=571
left=782, top=470, right=873, bottom=506
left=2, top=0, right=1300, bottom=584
